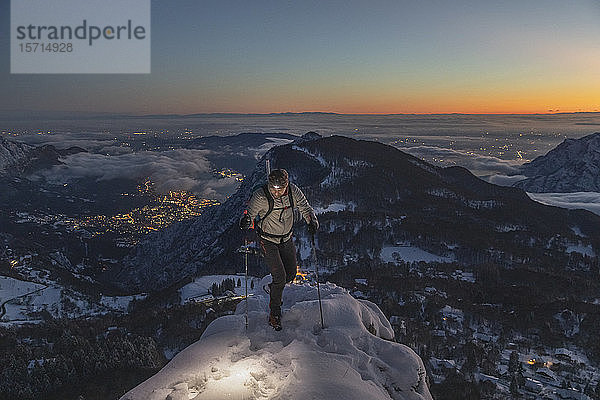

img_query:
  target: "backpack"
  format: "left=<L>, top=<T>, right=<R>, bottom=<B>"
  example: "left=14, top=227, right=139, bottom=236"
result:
left=256, top=183, right=295, bottom=241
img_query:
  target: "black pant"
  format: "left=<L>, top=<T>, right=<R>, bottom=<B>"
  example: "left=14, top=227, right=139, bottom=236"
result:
left=260, top=238, right=297, bottom=317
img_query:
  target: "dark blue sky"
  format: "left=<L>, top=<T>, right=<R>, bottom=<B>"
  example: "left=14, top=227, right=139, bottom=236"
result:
left=2, top=0, right=600, bottom=114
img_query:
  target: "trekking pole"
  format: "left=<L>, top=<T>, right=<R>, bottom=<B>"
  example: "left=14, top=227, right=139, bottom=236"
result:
left=237, top=235, right=258, bottom=329
left=244, top=236, right=249, bottom=330
left=311, top=233, right=325, bottom=329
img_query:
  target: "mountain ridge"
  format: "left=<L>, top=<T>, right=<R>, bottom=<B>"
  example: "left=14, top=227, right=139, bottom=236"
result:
left=0, top=136, right=87, bottom=176
left=106, top=135, right=600, bottom=294
left=514, top=132, right=600, bottom=192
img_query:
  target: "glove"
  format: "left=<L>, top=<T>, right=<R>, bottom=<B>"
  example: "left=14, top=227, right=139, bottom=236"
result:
left=239, top=213, right=252, bottom=230
left=308, top=217, right=319, bottom=235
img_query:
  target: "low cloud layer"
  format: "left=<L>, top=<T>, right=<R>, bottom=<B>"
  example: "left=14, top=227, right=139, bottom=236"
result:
left=15, top=133, right=299, bottom=201
left=527, top=192, right=600, bottom=216
left=485, top=174, right=527, bottom=187
left=37, top=149, right=240, bottom=200
left=399, top=145, right=525, bottom=176
left=248, top=138, right=294, bottom=159
left=13, top=132, right=120, bottom=153
left=403, top=144, right=600, bottom=217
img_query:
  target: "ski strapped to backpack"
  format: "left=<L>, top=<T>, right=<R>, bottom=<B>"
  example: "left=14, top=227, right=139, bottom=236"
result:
left=256, top=183, right=295, bottom=242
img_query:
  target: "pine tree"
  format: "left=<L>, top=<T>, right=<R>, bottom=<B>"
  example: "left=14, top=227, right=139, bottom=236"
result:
left=594, top=381, right=600, bottom=400
left=510, top=376, right=520, bottom=397
left=508, top=351, right=519, bottom=373
left=211, top=282, right=220, bottom=296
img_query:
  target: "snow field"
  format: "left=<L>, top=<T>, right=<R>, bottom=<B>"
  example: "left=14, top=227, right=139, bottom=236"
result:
left=0, top=276, right=149, bottom=324
left=0, top=276, right=45, bottom=299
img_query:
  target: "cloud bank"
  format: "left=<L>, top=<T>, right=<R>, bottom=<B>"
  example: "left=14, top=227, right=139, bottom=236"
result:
left=13, top=132, right=120, bottom=153
left=248, top=138, right=294, bottom=159
left=485, top=174, right=527, bottom=187
left=527, top=192, right=600, bottom=216
left=38, top=149, right=240, bottom=200
left=399, top=145, right=525, bottom=176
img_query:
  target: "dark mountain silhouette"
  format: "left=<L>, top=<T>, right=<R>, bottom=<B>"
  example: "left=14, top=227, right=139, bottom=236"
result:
left=107, top=135, right=600, bottom=293
left=0, top=136, right=87, bottom=176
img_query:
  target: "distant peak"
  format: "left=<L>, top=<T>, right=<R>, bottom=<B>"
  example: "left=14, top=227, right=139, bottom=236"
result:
left=299, top=131, right=322, bottom=141
left=516, top=131, right=600, bottom=192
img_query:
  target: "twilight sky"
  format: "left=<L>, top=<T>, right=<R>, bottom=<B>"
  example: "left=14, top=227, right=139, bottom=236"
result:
left=2, top=0, right=600, bottom=115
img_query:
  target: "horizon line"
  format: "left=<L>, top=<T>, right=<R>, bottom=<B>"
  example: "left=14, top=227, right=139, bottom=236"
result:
left=2, top=110, right=600, bottom=119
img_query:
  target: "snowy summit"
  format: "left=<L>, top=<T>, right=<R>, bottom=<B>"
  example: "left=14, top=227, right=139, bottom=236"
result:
left=515, top=132, right=600, bottom=192
left=121, top=278, right=432, bottom=400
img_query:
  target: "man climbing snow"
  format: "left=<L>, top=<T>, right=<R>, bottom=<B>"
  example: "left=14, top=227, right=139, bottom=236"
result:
left=239, top=168, right=319, bottom=331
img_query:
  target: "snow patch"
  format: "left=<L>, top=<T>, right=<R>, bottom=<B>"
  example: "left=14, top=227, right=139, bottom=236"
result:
left=314, top=202, right=356, bottom=214
left=290, top=145, right=364, bottom=188
left=291, top=145, right=327, bottom=166
left=180, top=275, right=261, bottom=305
left=570, top=226, right=587, bottom=237
left=427, top=188, right=458, bottom=199
left=495, top=224, right=526, bottom=232
left=451, top=270, right=475, bottom=283
left=554, top=309, right=584, bottom=338
left=250, top=138, right=294, bottom=158
left=440, top=305, right=464, bottom=324
left=0, top=276, right=45, bottom=299
left=381, top=246, right=454, bottom=264
left=0, top=276, right=146, bottom=325
left=427, top=188, right=501, bottom=209
left=466, top=199, right=501, bottom=209
left=100, top=294, right=147, bottom=312
left=566, top=243, right=596, bottom=257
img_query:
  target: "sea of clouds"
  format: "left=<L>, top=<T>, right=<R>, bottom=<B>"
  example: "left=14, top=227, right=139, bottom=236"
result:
left=6, top=113, right=600, bottom=213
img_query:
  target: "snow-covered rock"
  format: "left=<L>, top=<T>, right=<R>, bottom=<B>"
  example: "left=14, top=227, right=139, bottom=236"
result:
left=0, top=136, right=33, bottom=173
left=515, top=132, right=600, bottom=192
left=0, top=136, right=86, bottom=176
left=121, top=280, right=432, bottom=400
left=553, top=309, right=585, bottom=338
